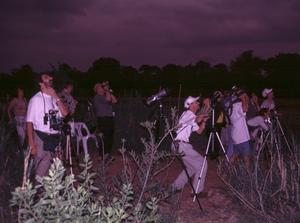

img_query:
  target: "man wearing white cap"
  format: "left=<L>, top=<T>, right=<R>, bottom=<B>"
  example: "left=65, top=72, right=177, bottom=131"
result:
left=172, top=96, right=208, bottom=196
left=261, top=88, right=275, bottom=111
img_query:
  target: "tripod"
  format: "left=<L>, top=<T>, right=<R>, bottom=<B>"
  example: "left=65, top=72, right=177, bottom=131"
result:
left=60, top=123, right=79, bottom=175
left=257, top=115, right=291, bottom=153
left=193, top=108, right=229, bottom=202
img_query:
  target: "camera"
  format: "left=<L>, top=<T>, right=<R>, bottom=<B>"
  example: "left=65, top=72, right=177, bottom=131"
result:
left=44, top=109, right=64, bottom=131
left=102, top=81, right=113, bottom=93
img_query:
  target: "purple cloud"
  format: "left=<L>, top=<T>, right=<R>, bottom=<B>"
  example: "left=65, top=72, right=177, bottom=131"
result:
left=0, top=0, right=300, bottom=72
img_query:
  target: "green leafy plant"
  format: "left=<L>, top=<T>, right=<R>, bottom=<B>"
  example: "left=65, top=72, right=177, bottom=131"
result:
left=11, top=157, right=162, bottom=223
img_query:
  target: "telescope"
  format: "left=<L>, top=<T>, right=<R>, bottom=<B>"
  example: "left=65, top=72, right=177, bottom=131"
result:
left=146, top=88, right=169, bottom=105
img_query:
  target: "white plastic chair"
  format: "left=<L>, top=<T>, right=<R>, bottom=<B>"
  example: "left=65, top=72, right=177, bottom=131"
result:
left=73, top=122, right=99, bottom=155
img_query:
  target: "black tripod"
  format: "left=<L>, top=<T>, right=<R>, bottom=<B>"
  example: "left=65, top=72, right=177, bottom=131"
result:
left=59, top=124, right=79, bottom=174
left=193, top=107, right=229, bottom=202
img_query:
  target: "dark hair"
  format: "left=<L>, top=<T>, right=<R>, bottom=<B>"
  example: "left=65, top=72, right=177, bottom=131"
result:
left=259, top=108, right=269, bottom=116
left=62, top=81, right=74, bottom=90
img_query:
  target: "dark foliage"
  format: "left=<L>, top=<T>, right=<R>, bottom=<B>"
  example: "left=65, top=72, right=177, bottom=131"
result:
left=1, top=51, right=300, bottom=101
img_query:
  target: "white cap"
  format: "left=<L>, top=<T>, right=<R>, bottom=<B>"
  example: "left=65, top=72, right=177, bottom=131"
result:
left=262, top=88, right=273, bottom=98
left=184, top=96, right=199, bottom=109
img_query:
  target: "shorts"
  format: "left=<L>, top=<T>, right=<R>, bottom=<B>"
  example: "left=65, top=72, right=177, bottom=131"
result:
left=233, top=141, right=252, bottom=157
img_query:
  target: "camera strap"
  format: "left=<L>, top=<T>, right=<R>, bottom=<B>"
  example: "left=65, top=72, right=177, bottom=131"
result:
left=42, top=92, right=55, bottom=116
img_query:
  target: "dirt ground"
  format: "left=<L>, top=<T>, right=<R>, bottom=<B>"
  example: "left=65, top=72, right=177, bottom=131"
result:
left=89, top=151, right=257, bottom=223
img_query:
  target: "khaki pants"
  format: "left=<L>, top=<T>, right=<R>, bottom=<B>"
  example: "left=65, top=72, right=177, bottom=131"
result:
left=33, top=132, right=53, bottom=180
left=172, top=142, right=208, bottom=193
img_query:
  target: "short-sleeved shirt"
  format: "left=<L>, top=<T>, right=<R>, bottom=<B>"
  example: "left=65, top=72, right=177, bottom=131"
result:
left=93, top=94, right=113, bottom=117
left=26, top=92, right=62, bottom=134
left=175, top=110, right=199, bottom=142
left=229, top=102, right=250, bottom=145
left=59, top=90, right=76, bottom=114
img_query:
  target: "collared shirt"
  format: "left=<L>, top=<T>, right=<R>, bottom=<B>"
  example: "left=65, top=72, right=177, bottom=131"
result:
left=229, top=102, right=250, bottom=144
left=26, top=92, right=62, bottom=134
left=175, top=110, right=199, bottom=142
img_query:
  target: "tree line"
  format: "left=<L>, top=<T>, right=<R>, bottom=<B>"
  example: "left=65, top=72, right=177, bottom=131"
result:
left=1, top=50, right=300, bottom=99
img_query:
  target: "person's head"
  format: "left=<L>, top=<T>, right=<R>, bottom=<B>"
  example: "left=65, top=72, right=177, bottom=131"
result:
left=212, top=91, right=223, bottom=102
left=63, top=82, right=74, bottom=94
left=16, top=87, right=24, bottom=98
left=250, top=92, right=258, bottom=102
left=39, top=73, right=53, bottom=89
left=262, top=88, right=273, bottom=99
left=235, top=88, right=247, bottom=100
left=94, top=83, right=105, bottom=95
left=184, top=96, right=200, bottom=113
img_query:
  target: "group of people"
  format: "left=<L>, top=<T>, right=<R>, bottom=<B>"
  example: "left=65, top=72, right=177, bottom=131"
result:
left=7, top=73, right=277, bottom=195
left=171, top=87, right=276, bottom=197
left=7, top=73, right=117, bottom=181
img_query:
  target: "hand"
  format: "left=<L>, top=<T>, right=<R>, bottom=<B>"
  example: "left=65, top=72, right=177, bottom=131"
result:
left=41, top=83, right=58, bottom=98
left=196, top=114, right=209, bottom=123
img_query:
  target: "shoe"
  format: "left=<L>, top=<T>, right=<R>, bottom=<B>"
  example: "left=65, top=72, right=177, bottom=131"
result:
left=163, top=187, right=181, bottom=204
left=191, top=191, right=208, bottom=198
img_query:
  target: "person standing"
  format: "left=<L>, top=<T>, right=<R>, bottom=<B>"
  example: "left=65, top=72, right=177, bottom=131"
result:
left=93, top=81, right=117, bottom=155
left=247, top=92, right=260, bottom=120
left=59, top=82, right=77, bottom=115
left=261, top=88, right=275, bottom=111
left=26, top=74, right=68, bottom=180
left=172, top=96, right=208, bottom=196
left=7, top=87, right=27, bottom=146
left=229, top=89, right=252, bottom=171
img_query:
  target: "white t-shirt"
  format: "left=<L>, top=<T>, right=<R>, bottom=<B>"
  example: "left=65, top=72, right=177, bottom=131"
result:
left=261, top=99, right=275, bottom=111
left=175, top=110, right=199, bottom=142
left=26, top=92, right=62, bottom=134
left=229, top=102, right=250, bottom=144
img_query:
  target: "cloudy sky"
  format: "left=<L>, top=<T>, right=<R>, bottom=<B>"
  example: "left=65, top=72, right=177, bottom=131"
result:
left=1, top=0, right=300, bottom=72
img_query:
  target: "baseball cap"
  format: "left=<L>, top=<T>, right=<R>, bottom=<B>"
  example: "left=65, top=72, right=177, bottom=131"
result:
left=184, top=96, right=200, bottom=109
left=262, top=88, right=273, bottom=98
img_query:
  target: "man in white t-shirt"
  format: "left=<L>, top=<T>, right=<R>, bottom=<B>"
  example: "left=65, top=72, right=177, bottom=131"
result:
left=26, top=74, right=68, bottom=179
left=172, top=96, right=208, bottom=196
left=229, top=90, right=252, bottom=171
left=261, top=88, right=275, bottom=111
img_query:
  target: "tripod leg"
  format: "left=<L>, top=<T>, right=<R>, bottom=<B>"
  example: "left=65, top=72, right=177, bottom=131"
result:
left=193, top=132, right=212, bottom=202
left=276, top=118, right=292, bottom=152
left=215, top=132, right=229, bottom=162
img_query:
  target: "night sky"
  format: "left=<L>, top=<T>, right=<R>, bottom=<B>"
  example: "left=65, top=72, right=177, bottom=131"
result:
left=1, top=0, right=300, bottom=72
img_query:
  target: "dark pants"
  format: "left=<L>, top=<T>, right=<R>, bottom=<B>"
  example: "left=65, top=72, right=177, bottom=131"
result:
left=97, top=117, right=114, bottom=155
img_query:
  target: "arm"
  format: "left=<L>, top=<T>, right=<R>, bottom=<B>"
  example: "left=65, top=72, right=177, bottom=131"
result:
left=27, top=122, right=37, bottom=155
left=7, top=99, right=15, bottom=122
left=240, top=94, right=249, bottom=113
left=104, top=91, right=118, bottom=104
left=195, top=114, right=208, bottom=135
left=43, top=87, right=69, bottom=117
